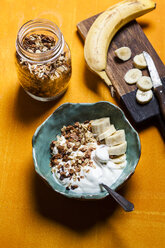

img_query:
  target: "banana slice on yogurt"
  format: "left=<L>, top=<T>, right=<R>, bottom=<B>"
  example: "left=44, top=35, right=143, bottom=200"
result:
left=107, top=160, right=126, bottom=169
left=109, top=154, right=126, bottom=164
left=91, top=117, right=110, bottom=135
left=105, top=130, right=125, bottom=146
left=108, top=141, right=127, bottom=156
left=97, top=125, right=116, bottom=141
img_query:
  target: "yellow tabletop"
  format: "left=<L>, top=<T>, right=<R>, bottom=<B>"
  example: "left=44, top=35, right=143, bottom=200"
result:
left=0, top=0, right=165, bottom=247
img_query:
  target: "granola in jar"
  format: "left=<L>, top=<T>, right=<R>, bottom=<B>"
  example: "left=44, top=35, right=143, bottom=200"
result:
left=15, top=19, right=71, bottom=101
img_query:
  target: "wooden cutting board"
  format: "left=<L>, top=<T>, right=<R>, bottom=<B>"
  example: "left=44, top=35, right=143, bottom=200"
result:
left=77, top=14, right=165, bottom=132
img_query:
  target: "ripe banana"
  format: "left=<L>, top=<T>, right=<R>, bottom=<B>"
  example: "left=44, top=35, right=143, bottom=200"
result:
left=124, top=68, right=142, bottom=84
left=98, top=125, right=116, bottom=141
left=136, top=89, right=153, bottom=104
left=105, top=130, right=125, bottom=146
left=91, top=117, right=110, bottom=135
left=137, top=76, right=152, bottom=91
left=133, top=53, right=147, bottom=69
left=108, top=141, right=127, bottom=156
left=84, top=0, right=156, bottom=85
left=115, top=47, right=132, bottom=61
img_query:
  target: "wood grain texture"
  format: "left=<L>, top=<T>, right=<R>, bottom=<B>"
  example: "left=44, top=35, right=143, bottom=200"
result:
left=77, top=14, right=165, bottom=125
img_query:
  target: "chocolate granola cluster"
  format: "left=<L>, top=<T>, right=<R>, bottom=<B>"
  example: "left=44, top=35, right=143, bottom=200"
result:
left=23, top=34, right=56, bottom=53
left=50, top=121, right=98, bottom=190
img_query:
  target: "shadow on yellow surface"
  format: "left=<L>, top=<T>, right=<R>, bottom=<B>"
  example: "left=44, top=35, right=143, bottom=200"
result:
left=83, top=66, right=103, bottom=94
left=13, top=86, right=65, bottom=124
left=137, top=21, right=150, bottom=30
left=32, top=172, right=134, bottom=233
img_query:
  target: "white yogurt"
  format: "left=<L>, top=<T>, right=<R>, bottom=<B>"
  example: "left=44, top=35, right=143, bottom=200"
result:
left=52, top=141, right=126, bottom=194
left=95, top=146, right=109, bottom=163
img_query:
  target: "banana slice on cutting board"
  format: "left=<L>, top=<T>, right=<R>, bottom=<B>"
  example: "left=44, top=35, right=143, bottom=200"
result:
left=136, top=89, right=153, bottom=104
left=124, top=68, right=142, bottom=84
left=115, top=47, right=131, bottom=61
left=108, top=141, right=127, bottom=156
left=98, top=125, right=116, bottom=141
left=137, top=76, right=152, bottom=91
left=91, top=118, right=110, bottom=135
left=109, top=154, right=126, bottom=164
left=105, top=130, right=125, bottom=146
left=133, top=53, right=147, bottom=69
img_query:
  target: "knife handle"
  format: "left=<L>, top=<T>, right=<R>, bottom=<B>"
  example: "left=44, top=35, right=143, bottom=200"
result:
left=155, top=114, right=165, bottom=142
left=154, top=85, right=165, bottom=121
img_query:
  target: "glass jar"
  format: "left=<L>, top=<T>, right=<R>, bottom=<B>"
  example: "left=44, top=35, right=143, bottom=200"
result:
left=15, top=19, right=72, bottom=101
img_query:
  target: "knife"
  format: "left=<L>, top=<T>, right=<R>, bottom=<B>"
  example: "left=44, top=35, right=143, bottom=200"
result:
left=143, top=51, right=165, bottom=120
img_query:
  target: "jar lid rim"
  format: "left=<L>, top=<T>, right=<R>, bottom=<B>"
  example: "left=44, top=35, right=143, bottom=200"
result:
left=16, top=18, right=64, bottom=63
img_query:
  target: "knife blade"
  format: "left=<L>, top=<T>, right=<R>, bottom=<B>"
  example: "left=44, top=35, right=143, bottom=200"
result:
left=143, top=51, right=165, bottom=120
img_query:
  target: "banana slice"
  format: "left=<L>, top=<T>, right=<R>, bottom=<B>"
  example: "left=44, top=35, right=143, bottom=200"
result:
left=133, top=53, right=147, bottom=69
left=105, top=130, right=125, bottom=146
left=124, top=68, right=142, bottom=84
left=108, top=141, right=127, bottom=156
left=107, top=161, right=126, bottom=169
left=91, top=118, right=110, bottom=135
left=109, top=154, right=126, bottom=164
left=98, top=125, right=116, bottom=141
left=136, top=89, right=153, bottom=104
left=137, top=76, right=152, bottom=91
left=115, top=47, right=131, bottom=61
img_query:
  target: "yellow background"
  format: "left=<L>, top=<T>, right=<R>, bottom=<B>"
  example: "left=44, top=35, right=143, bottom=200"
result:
left=0, top=0, right=165, bottom=247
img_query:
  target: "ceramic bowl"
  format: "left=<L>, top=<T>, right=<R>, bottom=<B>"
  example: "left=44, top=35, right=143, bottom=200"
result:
left=32, top=101, right=141, bottom=200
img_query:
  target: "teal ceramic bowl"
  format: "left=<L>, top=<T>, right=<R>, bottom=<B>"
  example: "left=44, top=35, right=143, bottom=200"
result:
left=32, top=101, right=141, bottom=200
